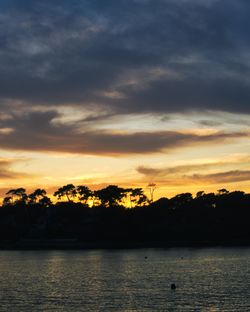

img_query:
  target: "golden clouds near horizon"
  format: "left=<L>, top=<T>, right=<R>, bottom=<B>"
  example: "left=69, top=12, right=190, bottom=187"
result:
left=0, top=109, right=250, bottom=202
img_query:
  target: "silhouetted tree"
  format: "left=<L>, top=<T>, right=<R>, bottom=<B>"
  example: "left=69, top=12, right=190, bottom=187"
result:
left=94, top=185, right=127, bottom=208
left=196, top=191, right=205, bottom=198
left=39, top=196, right=52, bottom=207
left=2, top=196, right=12, bottom=206
left=6, top=188, right=27, bottom=204
left=217, top=188, right=229, bottom=195
left=54, top=184, right=77, bottom=202
left=148, top=183, right=156, bottom=202
left=129, top=188, right=149, bottom=207
left=28, top=188, right=47, bottom=204
left=77, top=185, right=92, bottom=205
left=170, top=192, right=193, bottom=211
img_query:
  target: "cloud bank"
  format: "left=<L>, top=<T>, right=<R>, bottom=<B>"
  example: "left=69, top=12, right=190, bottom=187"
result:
left=0, top=111, right=248, bottom=155
left=0, top=0, right=249, bottom=166
left=0, top=0, right=250, bottom=117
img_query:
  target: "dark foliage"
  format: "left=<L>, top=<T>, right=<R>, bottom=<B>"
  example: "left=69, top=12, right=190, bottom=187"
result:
left=1, top=187, right=250, bottom=247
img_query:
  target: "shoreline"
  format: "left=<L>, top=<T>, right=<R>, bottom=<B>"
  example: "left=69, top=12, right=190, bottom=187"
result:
left=1, top=239, right=250, bottom=250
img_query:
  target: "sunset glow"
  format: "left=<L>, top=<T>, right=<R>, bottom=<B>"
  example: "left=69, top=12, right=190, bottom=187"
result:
left=1, top=0, right=250, bottom=202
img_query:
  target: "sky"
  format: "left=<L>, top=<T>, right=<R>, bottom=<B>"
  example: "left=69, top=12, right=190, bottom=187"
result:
left=1, top=0, right=250, bottom=201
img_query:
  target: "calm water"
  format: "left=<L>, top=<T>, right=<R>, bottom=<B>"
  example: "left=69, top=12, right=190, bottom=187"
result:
left=0, top=248, right=250, bottom=311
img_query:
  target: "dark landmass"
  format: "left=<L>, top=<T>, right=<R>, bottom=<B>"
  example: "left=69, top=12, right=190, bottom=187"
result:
left=1, top=186, right=250, bottom=250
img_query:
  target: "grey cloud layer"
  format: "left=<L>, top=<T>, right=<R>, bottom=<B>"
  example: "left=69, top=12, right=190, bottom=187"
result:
left=1, top=0, right=250, bottom=115
left=0, top=111, right=247, bottom=155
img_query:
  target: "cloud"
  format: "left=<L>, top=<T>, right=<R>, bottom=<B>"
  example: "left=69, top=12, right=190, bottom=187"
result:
left=137, top=155, right=250, bottom=177
left=0, top=0, right=249, bottom=117
left=0, top=111, right=248, bottom=155
left=137, top=163, right=216, bottom=177
left=137, top=160, right=250, bottom=185
left=191, top=170, right=250, bottom=184
left=0, top=159, right=28, bottom=179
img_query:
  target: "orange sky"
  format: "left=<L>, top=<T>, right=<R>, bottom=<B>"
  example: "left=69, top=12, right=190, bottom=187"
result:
left=1, top=112, right=250, bottom=202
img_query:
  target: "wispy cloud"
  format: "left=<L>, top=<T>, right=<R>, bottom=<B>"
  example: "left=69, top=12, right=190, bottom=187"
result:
left=0, top=159, right=29, bottom=179
left=191, top=170, right=250, bottom=184
left=137, top=157, right=250, bottom=185
left=0, top=111, right=248, bottom=155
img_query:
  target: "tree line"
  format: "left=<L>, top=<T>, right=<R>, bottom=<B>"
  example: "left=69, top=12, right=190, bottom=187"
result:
left=2, top=184, right=148, bottom=208
left=1, top=185, right=250, bottom=247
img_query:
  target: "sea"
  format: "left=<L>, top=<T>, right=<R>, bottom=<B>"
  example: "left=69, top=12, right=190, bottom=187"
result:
left=0, top=247, right=250, bottom=311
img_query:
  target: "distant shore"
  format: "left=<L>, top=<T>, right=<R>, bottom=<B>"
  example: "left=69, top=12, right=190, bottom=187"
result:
left=1, top=239, right=250, bottom=250
left=1, top=190, right=250, bottom=251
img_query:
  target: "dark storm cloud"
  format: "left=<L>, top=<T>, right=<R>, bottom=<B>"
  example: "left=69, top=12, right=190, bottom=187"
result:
left=0, top=0, right=250, bottom=114
left=0, top=111, right=248, bottom=155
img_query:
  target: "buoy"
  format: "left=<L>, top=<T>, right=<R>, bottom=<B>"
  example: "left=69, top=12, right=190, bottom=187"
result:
left=171, top=283, right=176, bottom=290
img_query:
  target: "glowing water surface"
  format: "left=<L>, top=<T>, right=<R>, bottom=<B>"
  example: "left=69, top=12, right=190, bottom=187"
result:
left=1, top=247, right=250, bottom=311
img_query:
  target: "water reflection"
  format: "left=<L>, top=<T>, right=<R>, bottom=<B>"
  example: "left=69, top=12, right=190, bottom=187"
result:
left=0, top=248, right=250, bottom=311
